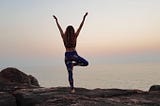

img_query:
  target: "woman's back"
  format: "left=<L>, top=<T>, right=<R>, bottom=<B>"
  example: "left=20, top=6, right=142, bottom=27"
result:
left=63, top=25, right=77, bottom=49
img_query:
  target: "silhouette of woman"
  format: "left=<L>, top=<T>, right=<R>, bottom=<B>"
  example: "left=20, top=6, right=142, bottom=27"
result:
left=53, top=12, right=89, bottom=93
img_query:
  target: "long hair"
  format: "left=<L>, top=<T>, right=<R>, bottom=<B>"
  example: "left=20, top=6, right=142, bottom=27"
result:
left=65, top=25, right=75, bottom=43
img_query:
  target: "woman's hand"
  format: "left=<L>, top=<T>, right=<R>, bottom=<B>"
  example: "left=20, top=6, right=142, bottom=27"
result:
left=83, top=12, right=88, bottom=19
left=53, top=15, right=57, bottom=21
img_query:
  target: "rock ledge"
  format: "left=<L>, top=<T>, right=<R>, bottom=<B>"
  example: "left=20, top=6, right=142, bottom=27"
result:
left=0, top=67, right=160, bottom=106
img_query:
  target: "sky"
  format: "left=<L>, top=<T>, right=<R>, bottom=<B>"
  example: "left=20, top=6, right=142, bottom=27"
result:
left=0, top=0, right=160, bottom=68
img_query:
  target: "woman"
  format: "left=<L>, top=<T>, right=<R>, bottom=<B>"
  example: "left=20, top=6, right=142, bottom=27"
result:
left=53, top=12, right=89, bottom=93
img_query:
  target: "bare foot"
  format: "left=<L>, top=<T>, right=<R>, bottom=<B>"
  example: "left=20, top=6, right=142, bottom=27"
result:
left=71, top=89, right=75, bottom=93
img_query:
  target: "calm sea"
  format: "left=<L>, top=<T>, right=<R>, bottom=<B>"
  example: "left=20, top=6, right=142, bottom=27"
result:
left=19, top=63, right=160, bottom=91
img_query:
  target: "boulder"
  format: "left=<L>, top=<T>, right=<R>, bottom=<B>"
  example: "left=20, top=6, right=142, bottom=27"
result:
left=0, top=67, right=40, bottom=92
left=149, top=85, right=160, bottom=92
left=0, top=67, right=39, bottom=86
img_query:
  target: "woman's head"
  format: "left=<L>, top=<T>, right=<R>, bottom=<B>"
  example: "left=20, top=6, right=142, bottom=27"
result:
left=65, top=25, right=75, bottom=42
left=65, top=25, right=75, bottom=36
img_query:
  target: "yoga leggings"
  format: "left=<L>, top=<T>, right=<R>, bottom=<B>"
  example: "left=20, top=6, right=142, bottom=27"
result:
left=65, top=51, right=88, bottom=89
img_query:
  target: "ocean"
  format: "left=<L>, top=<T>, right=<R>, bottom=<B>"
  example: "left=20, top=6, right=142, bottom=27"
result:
left=22, top=62, right=160, bottom=91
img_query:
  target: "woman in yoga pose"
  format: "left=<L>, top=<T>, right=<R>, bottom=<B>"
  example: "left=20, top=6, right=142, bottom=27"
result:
left=53, top=12, right=89, bottom=93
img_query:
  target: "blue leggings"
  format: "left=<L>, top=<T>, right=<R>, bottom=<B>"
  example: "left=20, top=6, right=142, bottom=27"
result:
left=65, top=51, right=88, bottom=89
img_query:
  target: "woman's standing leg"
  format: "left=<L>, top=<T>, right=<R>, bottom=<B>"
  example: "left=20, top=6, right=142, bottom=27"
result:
left=65, top=60, right=74, bottom=90
left=64, top=51, right=88, bottom=93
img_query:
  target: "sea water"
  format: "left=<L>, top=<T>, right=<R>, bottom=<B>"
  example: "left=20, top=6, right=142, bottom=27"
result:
left=21, top=62, right=160, bottom=91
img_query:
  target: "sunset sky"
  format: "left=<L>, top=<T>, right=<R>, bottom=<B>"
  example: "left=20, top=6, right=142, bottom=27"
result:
left=0, top=0, right=160, bottom=67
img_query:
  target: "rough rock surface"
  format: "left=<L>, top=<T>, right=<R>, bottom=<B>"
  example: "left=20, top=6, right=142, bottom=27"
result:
left=0, top=92, right=16, bottom=106
left=13, top=87, right=160, bottom=106
left=0, top=67, right=160, bottom=106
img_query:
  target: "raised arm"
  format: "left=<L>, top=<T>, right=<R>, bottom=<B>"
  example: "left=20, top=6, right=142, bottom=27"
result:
left=75, top=12, right=88, bottom=37
left=53, top=15, right=64, bottom=38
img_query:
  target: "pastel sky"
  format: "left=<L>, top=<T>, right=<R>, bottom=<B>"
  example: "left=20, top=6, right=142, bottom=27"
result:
left=0, top=0, right=160, bottom=67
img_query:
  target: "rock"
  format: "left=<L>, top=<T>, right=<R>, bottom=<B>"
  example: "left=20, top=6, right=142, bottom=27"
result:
left=28, top=75, right=39, bottom=86
left=0, top=67, right=39, bottom=86
left=0, top=92, right=17, bottom=106
left=14, top=87, right=128, bottom=106
left=0, top=67, right=160, bottom=106
left=149, top=85, right=160, bottom=92
left=13, top=87, right=160, bottom=106
left=0, top=67, right=29, bottom=83
left=0, top=67, right=40, bottom=92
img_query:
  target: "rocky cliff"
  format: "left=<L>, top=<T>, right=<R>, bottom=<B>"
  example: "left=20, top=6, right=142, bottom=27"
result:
left=0, top=67, right=160, bottom=106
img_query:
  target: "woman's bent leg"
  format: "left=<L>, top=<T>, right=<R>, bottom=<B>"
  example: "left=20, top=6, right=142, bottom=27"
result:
left=73, top=54, right=89, bottom=66
left=78, top=56, right=89, bottom=66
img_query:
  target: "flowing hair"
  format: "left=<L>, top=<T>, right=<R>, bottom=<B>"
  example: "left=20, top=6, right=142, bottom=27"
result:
left=65, top=25, right=76, bottom=45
